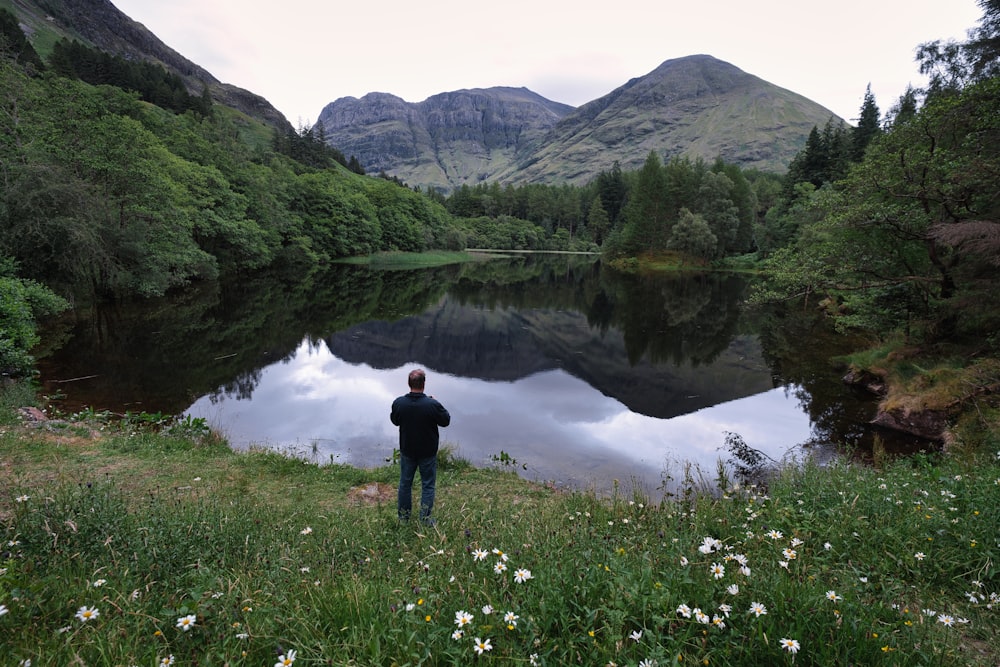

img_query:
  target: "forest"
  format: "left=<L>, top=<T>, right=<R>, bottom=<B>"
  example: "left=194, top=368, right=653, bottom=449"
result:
left=1, top=0, right=999, bottom=412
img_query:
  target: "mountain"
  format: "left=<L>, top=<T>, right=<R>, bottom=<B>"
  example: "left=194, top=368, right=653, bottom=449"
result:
left=316, top=88, right=573, bottom=190
left=7, top=0, right=292, bottom=132
left=319, top=55, right=844, bottom=191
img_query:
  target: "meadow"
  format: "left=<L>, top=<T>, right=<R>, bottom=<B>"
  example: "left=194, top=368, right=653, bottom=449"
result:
left=1, top=383, right=998, bottom=666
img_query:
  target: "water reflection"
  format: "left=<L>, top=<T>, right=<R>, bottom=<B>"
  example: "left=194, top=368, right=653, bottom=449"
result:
left=187, top=338, right=814, bottom=498
left=35, top=254, right=887, bottom=499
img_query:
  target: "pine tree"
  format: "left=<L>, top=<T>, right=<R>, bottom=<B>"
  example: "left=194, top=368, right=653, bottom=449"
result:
left=852, top=84, right=881, bottom=161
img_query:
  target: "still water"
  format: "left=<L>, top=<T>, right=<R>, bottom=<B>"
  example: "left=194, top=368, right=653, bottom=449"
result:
left=36, top=254, right=894, bottom=498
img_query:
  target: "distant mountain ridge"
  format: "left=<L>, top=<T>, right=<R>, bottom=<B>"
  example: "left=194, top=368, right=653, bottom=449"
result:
left=317, top=88, right=573, bottom=189
left=319, top=55, right=844, bottom=191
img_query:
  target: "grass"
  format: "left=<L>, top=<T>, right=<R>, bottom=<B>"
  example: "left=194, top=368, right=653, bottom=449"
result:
left=1, top=386, right=999, bottom=666
left=335, top=251, right=491, bottom=269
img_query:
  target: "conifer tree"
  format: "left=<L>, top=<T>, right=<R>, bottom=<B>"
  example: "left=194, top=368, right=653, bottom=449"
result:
left=852, top=84, right=881, bottom=161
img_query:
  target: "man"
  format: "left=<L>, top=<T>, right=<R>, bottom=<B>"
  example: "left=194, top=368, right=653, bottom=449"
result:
left=390, top=368, right=451, bottom=524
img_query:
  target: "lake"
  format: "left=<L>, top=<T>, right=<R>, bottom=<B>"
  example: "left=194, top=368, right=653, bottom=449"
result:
left=35, top=254, right=912, bottom=498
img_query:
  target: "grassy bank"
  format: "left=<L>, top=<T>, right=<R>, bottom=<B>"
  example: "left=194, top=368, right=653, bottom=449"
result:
left=335, top=251, right=492, bottom=269
left=1, top=391, right=998, bottom=666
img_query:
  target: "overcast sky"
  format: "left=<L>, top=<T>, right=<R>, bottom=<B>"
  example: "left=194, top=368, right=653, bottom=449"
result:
left=110, top=0, right=984, bottom=126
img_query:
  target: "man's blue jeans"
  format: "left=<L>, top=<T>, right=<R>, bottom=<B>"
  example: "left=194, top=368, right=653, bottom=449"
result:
left=398, top=453, right=437, bottom=521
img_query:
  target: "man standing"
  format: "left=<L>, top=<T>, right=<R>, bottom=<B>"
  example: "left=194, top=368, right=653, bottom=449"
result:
left=390, top=368, right=451, bottom=524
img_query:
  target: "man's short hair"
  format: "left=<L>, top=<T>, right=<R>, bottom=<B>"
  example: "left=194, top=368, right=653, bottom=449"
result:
left=408, top=368, right=426, bottom=390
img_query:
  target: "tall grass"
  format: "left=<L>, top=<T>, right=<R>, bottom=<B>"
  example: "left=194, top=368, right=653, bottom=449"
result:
left=1, top=413, right=998, bottom=665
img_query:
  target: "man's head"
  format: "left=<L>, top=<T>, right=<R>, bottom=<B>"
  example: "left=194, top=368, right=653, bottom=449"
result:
left=408, top=368, right=426, bottom=391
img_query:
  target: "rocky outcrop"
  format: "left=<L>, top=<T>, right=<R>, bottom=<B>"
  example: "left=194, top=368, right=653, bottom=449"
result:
left=317, top=88, right=573, bottom=192
left=843, top=368, right=947, bottom=441
left=870, top=408, right=949, bottom=441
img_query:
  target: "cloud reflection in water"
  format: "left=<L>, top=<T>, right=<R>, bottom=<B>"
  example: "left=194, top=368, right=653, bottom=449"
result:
left=187, top=339, right=813, bottom=498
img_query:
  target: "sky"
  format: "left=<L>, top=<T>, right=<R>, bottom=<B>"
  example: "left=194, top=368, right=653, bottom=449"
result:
left=109, top=0, right=984, bottom=126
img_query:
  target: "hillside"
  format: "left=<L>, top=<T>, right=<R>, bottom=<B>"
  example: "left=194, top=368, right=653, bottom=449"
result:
left=500, top=55, right=843, bottom=185
left=4, top=0, right=292, bottom=131
left=318, top=55, right=844, bottom=191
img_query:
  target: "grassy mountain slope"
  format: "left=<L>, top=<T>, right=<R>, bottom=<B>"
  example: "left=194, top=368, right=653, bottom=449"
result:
left=4, top=0, right=292, bottom=132
left=500, top=55, right=844, bottom=185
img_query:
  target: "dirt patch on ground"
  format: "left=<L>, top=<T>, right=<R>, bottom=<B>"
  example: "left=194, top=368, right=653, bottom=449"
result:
left=346, top=481, right=396, bottom=505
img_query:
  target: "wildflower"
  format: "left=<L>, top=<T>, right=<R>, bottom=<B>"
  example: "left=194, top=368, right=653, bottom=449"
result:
left=639, top=660, right=658, bottom=667
left=937, top=614, right=955, bottom=627
left=504, top=611, right=519, bottom=628
left=629, top=629, right=643, bottom=642
left=530, top=654, right=540, bottom=666
left=780, top=638, right=800, bottom=654
left=473, top=637, right=493, bottom=655
left=694, top=608, right=710, bottom=624
left=160, top=657, right=175, bottom=667
left=452, top=629, right=464, bottom=640
left=698, top=536, right=722, bottom=554
left=778, top=560, right=789, bottom=570
left=175, top=614, right=197, bottom=631
left=824, top=542, right=832, bottom=550
left=767, top=529, right=783, bottom=540
left=710, top=562, right=725, bottom=579
left=15, top=494, right=28, bottom=503
left=679, top=556, right=689, bottom=567
left=914, top=552, right=925, bottom=561
left=472, top=548, right=488, bottom=561
left=455, top=610, right=474, bottom=626
left=676, top=603, right=692, bottom=618
left=492, top=548, right=509, bottom=562
left=92, top=579, right=107, bottom=587
left=0, top=604, right=7, bottom=616
left=299, top=526, right=312, bottom=535
left=274, top=648, right=297, bottom=666
left=859, top=577, right=868, bottom=583
left=739, top=565, right=751, bottom=577
left=236, top=632, right=249, bottom=639
left=712, top=614, right=726, bottom=630
left=790, top=537, right=803, bottom=547
left=782, top=548, right=796, bottom=560
left=494, top=561, right=508, bottom=574
left=18, top=660, right=30, bottom=667
left=482, top=604, right=494, bottom=615
left=75, top=606, right=99, bottom=622
left=727, top=584, right=739, bottom=595
left=514, top=568, right=533, bottom=583
left=405, top=603, right=416, bottom=612
left=826, top=590, right=842, bottom=602
left=749, top=602, right=767, bottom=617
left=718, top=603, right=732, bottom=617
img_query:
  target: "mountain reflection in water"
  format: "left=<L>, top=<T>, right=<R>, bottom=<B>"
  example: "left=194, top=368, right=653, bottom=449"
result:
left=37, top=255, right=876, bottom=499
left=187, top=335, right=813, bottom=498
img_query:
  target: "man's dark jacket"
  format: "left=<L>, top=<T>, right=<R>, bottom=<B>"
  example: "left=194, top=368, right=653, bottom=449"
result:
left=390, top=392, right=451, bottom=459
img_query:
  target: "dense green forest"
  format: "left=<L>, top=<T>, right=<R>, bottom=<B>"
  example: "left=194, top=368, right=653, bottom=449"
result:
left=1, top=0, right=999, bottom=404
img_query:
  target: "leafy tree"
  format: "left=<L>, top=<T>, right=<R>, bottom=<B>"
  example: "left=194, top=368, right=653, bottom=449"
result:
left=0, top=259, right=68, bottom=376
left=697, top=171, right=740, bottom=258
left=668, top=208, right=717, bottom=259
left=761, top=76, right=1000, bottom=340
left=918, top=0, right=1000, bottom=92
